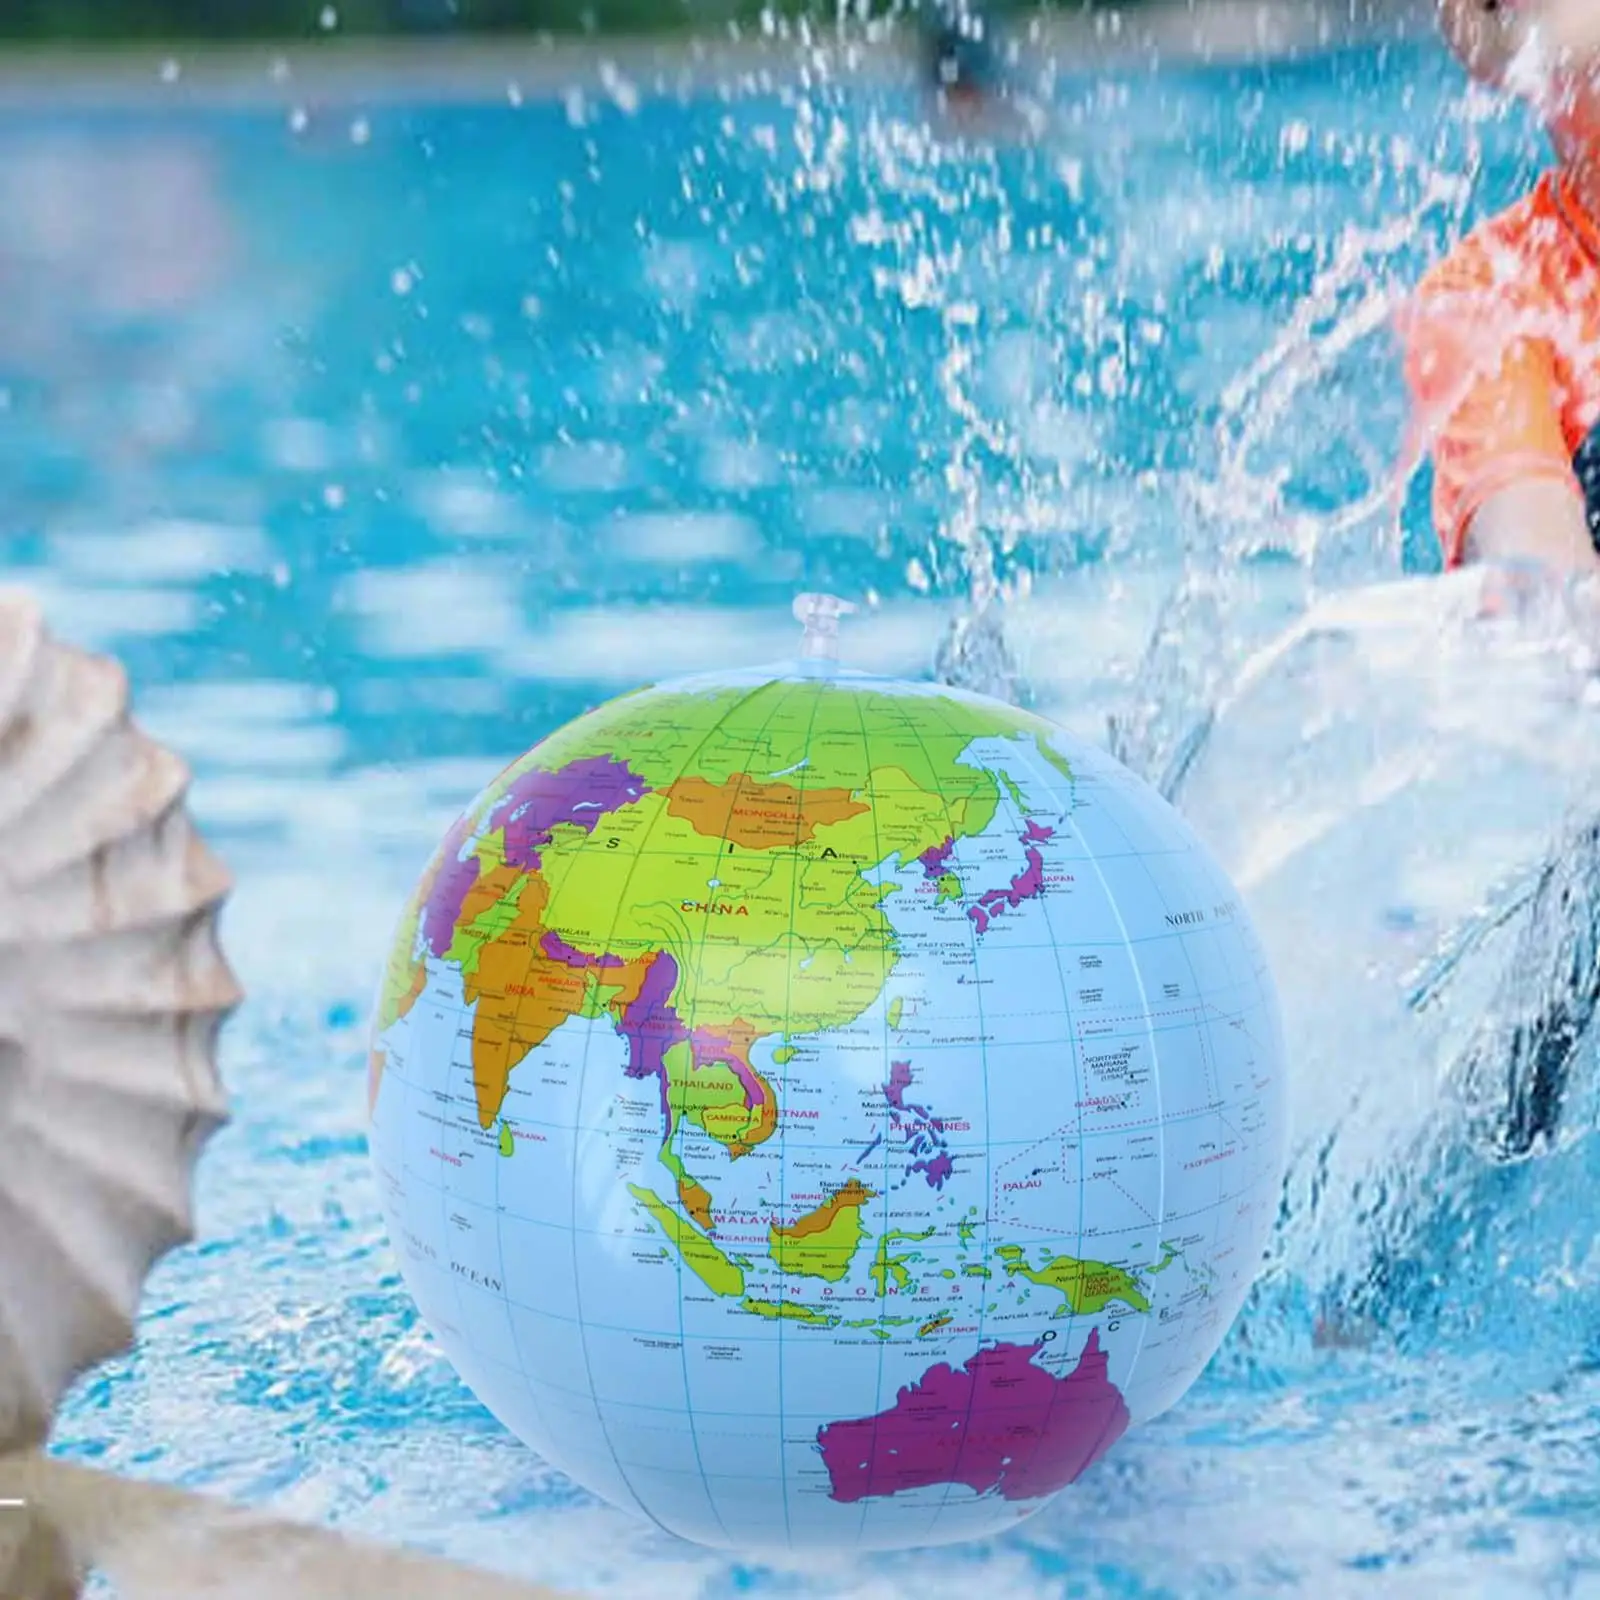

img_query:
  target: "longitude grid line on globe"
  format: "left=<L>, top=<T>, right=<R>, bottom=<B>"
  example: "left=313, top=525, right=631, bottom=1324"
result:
left=759, top=676, right=841, bottom=1545
left=1065, top=764, right=1176, bottom=1403
left=484, top=868, right=553, bottom=1531
left=556, top=677, right=812, bottom=1541
left=426, top=895, right=485, bottom=1478
left=1132, top=809, right=1266, bottom=1311
left=927, top=702, right=1102, bottom=1498
left=1028, top=803, right=1103, bottom=1425
left=878, top=688, right=1008, bottom=1533
left=844, top=683, right=919, bottom=1546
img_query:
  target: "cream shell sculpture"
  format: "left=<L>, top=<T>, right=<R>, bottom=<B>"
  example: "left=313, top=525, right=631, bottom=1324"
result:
left=0, top=590, right=575, bottom=1599
left=0, top=586, right=239, bottom=1457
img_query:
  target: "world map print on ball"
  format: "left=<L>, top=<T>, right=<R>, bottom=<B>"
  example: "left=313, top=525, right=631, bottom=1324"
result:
left=366, top=616, right=1289, bottom=1554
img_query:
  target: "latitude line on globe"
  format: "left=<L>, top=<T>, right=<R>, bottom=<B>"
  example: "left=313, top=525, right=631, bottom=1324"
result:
left=390, top=1077, right=1235, bottom=1260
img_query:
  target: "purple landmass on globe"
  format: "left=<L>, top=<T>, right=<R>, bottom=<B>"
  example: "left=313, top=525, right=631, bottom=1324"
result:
left=815, top=1332, right=1128, bottom=1505
left=1022, top=818, right=1054, bottom=844
left=541, top=931, right=624, bottom=969
left=885, top=1060, right=932, bottom=1119
left=422, top=842, right=482, bottom=958
left=969, top=847, right=1047, bottom=936
left=916, top=836, right=955, bottom=877
left=885, top=1060, right=911, bottom=1109
left=618, top=953, right=687, bottom=1116
left=418, top=754, right=649, bottom=960
left=882, top=1060, right=954, bottom=1186
left=495, top=754, right=650, bottom=869
left=691, top=1028, right=764, bottom=1108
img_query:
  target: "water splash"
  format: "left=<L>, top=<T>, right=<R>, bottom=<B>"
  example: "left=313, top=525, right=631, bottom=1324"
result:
left=814, top=59, right=1044, bottom=704
left=1112, top=86, right=1495, bottom=791
left=928, top=281, right=1036, bottom=703
left=888, top=60, right=1600, bottom=1384
left=814, top=62, right=1600, bottom=1384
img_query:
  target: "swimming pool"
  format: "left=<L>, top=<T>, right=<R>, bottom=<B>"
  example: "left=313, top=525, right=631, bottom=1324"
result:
left=10, top=23, right=1591, bottom=1595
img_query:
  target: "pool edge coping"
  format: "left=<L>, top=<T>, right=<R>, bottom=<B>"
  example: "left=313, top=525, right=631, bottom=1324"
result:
left=0, top=0, right=1439, bottom=108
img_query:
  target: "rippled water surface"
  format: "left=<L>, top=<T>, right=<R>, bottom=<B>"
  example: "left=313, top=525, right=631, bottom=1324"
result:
left=13, top=30, right=1600, bottom=1597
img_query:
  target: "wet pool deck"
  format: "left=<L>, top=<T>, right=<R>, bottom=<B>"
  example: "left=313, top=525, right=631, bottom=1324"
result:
left=0, top=0, right=1435, bottom=108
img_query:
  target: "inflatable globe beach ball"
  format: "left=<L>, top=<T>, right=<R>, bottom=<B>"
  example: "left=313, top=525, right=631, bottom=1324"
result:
left=366, top=596, right=1289, bottom=1554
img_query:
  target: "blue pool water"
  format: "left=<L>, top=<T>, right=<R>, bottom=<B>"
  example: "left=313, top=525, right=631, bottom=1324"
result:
left=9, top=28, right=1595, bottom=1596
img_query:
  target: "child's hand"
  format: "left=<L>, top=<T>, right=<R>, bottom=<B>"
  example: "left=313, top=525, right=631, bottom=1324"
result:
left=1563, top=569, right=1600, bottom=653
left=1477, top=558, right=1600, bottom=661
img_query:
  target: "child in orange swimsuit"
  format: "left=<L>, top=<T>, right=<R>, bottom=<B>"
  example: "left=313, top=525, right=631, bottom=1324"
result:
left=1401, top=0, right=1600, bottom=582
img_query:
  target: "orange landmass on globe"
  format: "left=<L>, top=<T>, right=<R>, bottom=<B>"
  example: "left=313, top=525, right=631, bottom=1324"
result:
left=462, top=873, right=653, bottom=1128
left=665, top=775, right=868, bottom=850
left=367, top=1047, right=388, bottom=1116
left=677, top=1176, right=715, bottom=1231
left=769, top=1178, right=877, bottom=1281
left=778, top=1178, right=876, bottom=1239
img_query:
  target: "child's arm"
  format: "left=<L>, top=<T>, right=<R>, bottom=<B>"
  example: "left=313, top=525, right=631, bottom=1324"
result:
left=1407, top=322, right=1596, bottom=573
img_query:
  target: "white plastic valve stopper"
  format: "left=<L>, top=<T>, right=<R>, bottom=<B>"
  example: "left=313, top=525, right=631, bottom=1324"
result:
left=793, top=592, right=857, bottom=662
